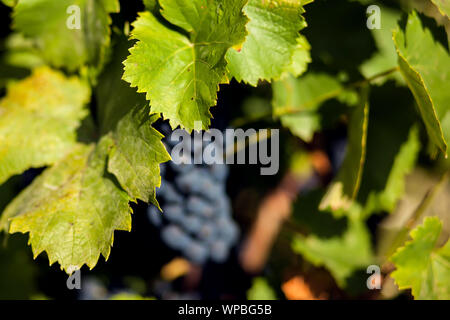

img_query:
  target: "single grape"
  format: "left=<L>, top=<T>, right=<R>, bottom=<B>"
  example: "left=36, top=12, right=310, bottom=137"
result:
left=184, top=240, right=209, bottom=265
left=198, top=222, right=217, bottom=242
left=147, top=205, right=162, bottom=227
left=186, top=196, right=215, bottom=219
left=174, top=168, right=205, bottom=194
left=217, top=217, right=239, bottom=244
left=180, top=214, right=203, bottom=234
left=158, top=181, right=183, bottom=204
left=209, top=163, right=229, bottom=181
left=161, top=225, right=191, bottom=251
left=210, top=240, right=229, bottom=263
left=163, top=204, right=184, bottom=223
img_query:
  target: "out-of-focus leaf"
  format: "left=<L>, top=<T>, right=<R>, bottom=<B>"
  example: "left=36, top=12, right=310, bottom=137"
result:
left=109, top=292, right=155, bottom=300
left=1, top=142, right=133, bottom=274
left=247, top=277, right=277, bottom=300
left=394, top=11, right=450, bottom=156
left=142, top=0, right=157, bottom=11
left=391, top=217, right=450, bottom=300
left=360, top=6, right=403, bottom=84
left=272, top=73, right=356, bottom=142
left=357, top=83, right=420, bottom=217
left=292, top=212, right=373, bottom=288
left=1, top=0, right=16, bottom=6
left=0, top=67, right=90, bottom=185
left=431, top=0, right=450, bottom=17
left=226, top=0, right=310, bottom=86
left=320, top=87, right=369, bottom=216
left=13, top=0, right=119, bottom=71
left=123, top=0, right=248, bottom=131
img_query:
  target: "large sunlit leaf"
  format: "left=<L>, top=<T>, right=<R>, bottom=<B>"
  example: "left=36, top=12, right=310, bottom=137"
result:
left=226, top=0, right=311, bottom=86
left=0, top=67, right=90, bottom=185
left=123, top=0, right=248, bottom=131
left=394, top=11, right=450, bottom=156
left=391, top=217, right=450, bottom=300
left=13, top=0, right=119, bottom=71
left=0, top=142, right=133, bottom=274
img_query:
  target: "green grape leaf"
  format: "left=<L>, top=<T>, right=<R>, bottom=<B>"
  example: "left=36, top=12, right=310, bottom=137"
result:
left=320, top=87, right=369, bottom=216
left=357, top=83, right=421, bottom=217
left=292, top=214, right=374, bottom=288
left=0, top=67, right=90, bottom=185
left=123, top=0, right=248, bottom=131
left=13, top=0, right=119, bottom=71
left=431, top=0, right=450, bottom=17
left=391, top=217, right=450, bottom=300
left=272, top=73, right=356, bottom=142
left=1, top=142, right=133, bottom=274
left=394, top=11, right=450, bottom=156
left=226, top=0, right=310, bottom=86
left=107, top=108, right=171, bottom=206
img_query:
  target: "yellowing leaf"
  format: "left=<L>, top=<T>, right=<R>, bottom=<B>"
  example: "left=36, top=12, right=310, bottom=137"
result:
left=123, top=0, right=248, bottom=131
left=0, top=67, right=90, bottom=185
left=1, top=142, right=133, bottom=274
left=391, top=217, right=450, bottom=300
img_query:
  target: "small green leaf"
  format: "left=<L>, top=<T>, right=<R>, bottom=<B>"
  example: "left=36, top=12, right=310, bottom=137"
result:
left=226, top=0, right=310, bottom=86
left=123, top=0, right=248, bottom=131
left=0, top=67, right=90, bottom=185
left=391, top=217, right=450, bottom=300
left=107, top=108, right=171, bottom=206
left=272, top=72, right=356, bottom=142
left=320, top=87, right=369, bottom=216
left=1, top=142, right=133, bottom=274
left=360, top=6, right=403, bottom=84
left=13, top=0, right=119, bottom=71
left=394, top=11, right=450, bottom=156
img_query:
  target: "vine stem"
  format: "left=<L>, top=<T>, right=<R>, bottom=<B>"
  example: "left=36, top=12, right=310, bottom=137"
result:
left=231, top=66, right=400, bottom=128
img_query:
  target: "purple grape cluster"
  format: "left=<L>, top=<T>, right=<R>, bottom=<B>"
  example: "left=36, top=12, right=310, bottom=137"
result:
left=147, top=128, right=239, bottom=265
